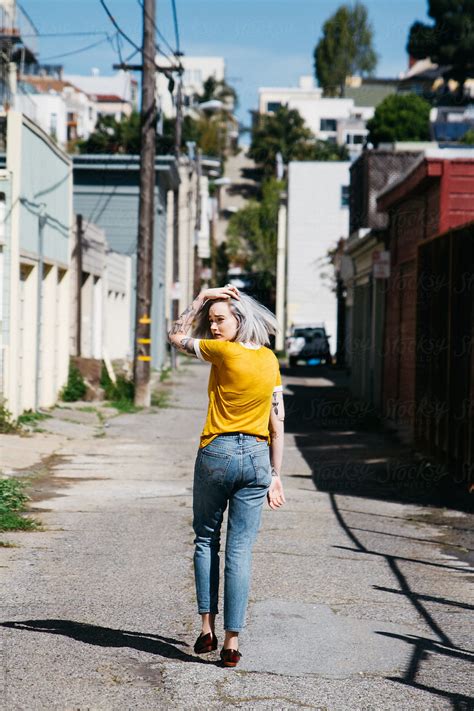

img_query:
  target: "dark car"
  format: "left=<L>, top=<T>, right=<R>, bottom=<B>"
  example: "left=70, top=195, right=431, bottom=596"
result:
left=286, top=325, right=331, bottom=367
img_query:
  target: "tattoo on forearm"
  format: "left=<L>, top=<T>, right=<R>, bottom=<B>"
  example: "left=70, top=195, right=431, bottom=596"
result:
left=272, top=392, right=279, bottom=415
left=168, top=297, right=203, bottom=338
left=178, top=336, right=196, bottom=355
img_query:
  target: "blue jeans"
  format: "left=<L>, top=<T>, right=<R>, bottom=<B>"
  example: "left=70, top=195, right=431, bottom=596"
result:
left=193, top=433, right=272, bottom=631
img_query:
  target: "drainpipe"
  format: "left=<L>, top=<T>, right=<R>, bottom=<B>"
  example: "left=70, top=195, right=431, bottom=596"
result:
left=34, top=203, right=46, bottom=411
left=275, top=191, right=287, bottom=352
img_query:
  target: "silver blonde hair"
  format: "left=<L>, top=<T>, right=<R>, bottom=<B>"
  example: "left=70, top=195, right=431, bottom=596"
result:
left=192, top=292, right=278, bottom=346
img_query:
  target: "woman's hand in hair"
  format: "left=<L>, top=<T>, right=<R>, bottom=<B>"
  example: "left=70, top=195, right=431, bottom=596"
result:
left=201, top=285, right=240, bottom=302
left=267, top=476, right=285, bottom=510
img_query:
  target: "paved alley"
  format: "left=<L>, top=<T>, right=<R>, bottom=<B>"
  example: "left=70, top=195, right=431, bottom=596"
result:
left=1, top=360, right=473, bottom=710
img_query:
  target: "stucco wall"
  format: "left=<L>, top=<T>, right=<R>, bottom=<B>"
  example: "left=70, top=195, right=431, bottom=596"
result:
left=287, top=161, right=350, bottom=353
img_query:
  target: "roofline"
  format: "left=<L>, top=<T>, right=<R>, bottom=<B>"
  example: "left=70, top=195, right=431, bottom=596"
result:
left=377, top=152, right=474, bottom=210
left=73, top=154, right=180, bottom=188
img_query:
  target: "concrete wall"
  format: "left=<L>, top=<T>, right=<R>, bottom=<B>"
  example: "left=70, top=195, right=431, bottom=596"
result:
left=1, top=111, right=72, bottom=417
left=287, top=161, right=350, bottom=353
left=70, top=219, right=132, bottom=362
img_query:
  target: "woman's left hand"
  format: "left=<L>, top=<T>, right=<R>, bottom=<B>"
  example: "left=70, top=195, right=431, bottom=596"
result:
left=267, top=477, right=286, bottom=510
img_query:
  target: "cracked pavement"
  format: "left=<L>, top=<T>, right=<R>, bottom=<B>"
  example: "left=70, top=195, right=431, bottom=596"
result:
left=1, top=360, right=473, bottom=710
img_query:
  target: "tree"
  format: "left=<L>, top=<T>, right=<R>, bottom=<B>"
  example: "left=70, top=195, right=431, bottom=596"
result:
left=226, top=179, right=282, bottom=292
left=366, top=94, right=431, bottom=146
left=407, top=1, right=474, bottom=98
left=77, top=112, right=141, bottom=154
left=249, top=106, right=348, bottom=177
left=461, top=128, right=474, bottom=145
left=197, top=76, right=238, bottom=110
left=77, top=111, right=224, bottom=158
left=314, top=3, right=377, bottom=97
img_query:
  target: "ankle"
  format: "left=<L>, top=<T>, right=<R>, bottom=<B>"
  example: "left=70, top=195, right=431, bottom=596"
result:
left=224, top=631, right=239, bottom=650
left=200, top=613, right=216, bottom=636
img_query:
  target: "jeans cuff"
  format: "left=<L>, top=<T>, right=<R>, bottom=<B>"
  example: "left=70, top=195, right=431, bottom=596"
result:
left=198, top=608, right=219, bottom=615
left=224, top=624, right=243, bottom=632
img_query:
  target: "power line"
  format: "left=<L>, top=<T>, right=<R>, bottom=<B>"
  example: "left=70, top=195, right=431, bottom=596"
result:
left=136, top=0, right=181, bottom=70
left=99, top=0, right=142, bottom=55
left=17, top=2, right=40, bottom=35
left=39, top=35, right=112, bottom=62
left=100, top=0, right=173, bottom=69
left=171, top=0, right=180, bottom=54
left=22, top=31, right=110, bottom=38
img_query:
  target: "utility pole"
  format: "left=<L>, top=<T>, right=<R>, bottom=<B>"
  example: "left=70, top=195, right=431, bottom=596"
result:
left=134, top=0, right=157, bottom=407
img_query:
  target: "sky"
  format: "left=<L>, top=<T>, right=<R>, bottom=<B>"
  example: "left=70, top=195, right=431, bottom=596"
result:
left=23, top=0, right=431, bottom=125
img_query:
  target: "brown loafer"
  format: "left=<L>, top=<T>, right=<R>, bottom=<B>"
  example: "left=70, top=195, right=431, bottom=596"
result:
left=193, top=631, right=218, bottom=654
left=220, top=648, right=242, bottom=667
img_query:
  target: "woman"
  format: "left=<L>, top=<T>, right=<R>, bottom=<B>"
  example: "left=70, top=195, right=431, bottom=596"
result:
left=168, top=284, right=285, bottom=668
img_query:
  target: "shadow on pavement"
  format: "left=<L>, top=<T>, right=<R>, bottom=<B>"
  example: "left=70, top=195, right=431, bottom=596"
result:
left=329, top=493, right=474, bottom=711
left=282, top=364, right=472, bottom=512
left=0, top=619, right=215, bottom=665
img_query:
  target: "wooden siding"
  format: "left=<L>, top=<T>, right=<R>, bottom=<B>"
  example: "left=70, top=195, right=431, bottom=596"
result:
left=73, top=161, right=171, bottom=369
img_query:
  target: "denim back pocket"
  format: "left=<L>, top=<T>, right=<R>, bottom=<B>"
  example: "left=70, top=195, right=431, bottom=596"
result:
left=249, top=448, right=271, bottom=487
left=197, top=448, right=232, bottom=486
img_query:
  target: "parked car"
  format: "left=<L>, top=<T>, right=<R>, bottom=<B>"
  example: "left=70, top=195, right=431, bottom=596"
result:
left=286, top=324, right=331, bottom=367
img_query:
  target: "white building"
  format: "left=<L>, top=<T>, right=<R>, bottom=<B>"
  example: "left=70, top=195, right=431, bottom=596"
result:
left=64, top=69, right=138, bottom=120
left=258, top=76, right=375, bottom=157
left=157, top=56, right=226, bottom=118
left=16, top=75, right=98, bottom=146
left=284, top=161, right=351, bottom=353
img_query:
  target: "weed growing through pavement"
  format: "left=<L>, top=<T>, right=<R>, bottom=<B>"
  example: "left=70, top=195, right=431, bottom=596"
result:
left=17, top=410, right=51, bottom=426
left=159, top=366, right=172, bottom=382
left=61, top=363, right=87, bottom=402
left=151, top=391, right=170, bottom=408
left=0, top=478, right=38, bottom=531
left=0, top=399, right=21, bottom=434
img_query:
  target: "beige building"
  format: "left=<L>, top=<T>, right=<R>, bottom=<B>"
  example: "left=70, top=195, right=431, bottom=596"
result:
left=0, top=111, right=72, bottom=417
left=70, top=219, right=132, bottom=362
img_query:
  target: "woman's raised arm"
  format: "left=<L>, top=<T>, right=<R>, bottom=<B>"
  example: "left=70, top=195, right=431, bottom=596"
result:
left=167, top=285, right=240, bottom=357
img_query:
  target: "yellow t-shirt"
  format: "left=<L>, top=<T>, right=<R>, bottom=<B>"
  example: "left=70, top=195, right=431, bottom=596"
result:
left=194, top=339, right=282, bottom=448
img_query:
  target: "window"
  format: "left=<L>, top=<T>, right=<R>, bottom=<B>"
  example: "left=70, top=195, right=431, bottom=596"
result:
left=346, top=134, right=365, bottom=145
left=50, top=112, right=57, bottom=138
left=320, top=118, right=337, bottom=132
left=341, top=185, right=350, bottom=207
left=266, top=101, right=282, bottom=113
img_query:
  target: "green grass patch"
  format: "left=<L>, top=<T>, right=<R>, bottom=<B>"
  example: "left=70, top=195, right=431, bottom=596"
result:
left=61, top=363, right=87, bottom=402
left=0, top=478, right=38, bottom=532
left=0, top=399, right=21, bottom=434
left=0, top=540, right=17, bottom=548
left=108, top=399, right=142, bottom=414
left=77, top=405, right=97, bottom=414
left=17, top=410, right=51, bottom=425
left=151, top=391, right=170, bottom=408
left=159, top=366, right=172, bottom=383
